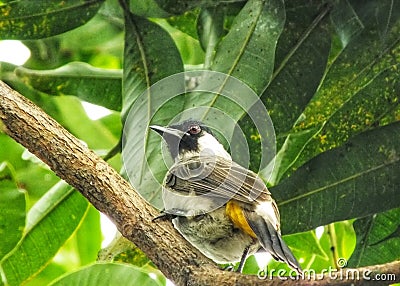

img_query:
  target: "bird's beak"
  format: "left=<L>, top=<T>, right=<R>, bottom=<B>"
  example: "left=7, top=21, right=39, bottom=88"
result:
left=149, top=125, right=186, bottom=139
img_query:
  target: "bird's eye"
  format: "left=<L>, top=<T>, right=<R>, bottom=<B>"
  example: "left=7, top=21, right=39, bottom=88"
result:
left=188, top=125, right=201, bottom=135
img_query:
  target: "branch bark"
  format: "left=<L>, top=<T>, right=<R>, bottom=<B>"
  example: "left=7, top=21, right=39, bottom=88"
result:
left=0, top=80, right=399, bottom=286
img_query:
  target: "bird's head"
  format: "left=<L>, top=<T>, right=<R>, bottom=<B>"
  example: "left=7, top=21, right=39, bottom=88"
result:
left=150, top=120, right=230, bottom=161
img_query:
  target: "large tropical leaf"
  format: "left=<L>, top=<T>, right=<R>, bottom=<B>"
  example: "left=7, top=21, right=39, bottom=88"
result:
left=255, top=1, right=332, bottom=180
left=75, top=206, right=102, bottom=266
left=283, top=0, right=400, bottom=176
left=0, top=182, right=89, bottom=286
left=253, top=0, right=400, bottom=185
left=153, top=0, right=244, bottom=16
left=0, top=163, right=25, bottom=259
left=121, top=9, right=184, bottom=119
left=15, top=63, right=122, bottom=111
left=121, top=6, right=184, bottom=208
left=0, top=0, right=104, bottom=40
left=48, top=263, right=164, bottom=286
left=272, top=122, right=400, bottom=234
left=210, top=0, right=285, bottom=95
left=182, top=0, right=285, bottom=116
left=197, top=7, right=224, bottom=69
left=21, top=10, right=124, bottom=71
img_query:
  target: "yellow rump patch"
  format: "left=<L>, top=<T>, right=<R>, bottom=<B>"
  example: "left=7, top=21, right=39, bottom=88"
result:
left=226, top=201, right=257, bottom=238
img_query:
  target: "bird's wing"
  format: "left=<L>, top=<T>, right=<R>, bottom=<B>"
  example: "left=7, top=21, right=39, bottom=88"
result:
left=164, top=156, right=272, bottom=205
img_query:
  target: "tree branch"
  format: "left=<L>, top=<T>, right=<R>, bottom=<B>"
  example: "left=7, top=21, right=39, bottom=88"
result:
left=0, top=80, right=399, bottom=286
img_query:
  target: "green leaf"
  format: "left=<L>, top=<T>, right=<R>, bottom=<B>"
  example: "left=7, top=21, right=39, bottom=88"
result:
left=23, top=262, right=68, bottom=286
left=290, top=0, right=400, bottom=169
left=154, top=19, right=204, bottom=65
left=154, top=0, right=242, bottom=15
left=123, top=87, right=185, bottom=208
left=348, top=208, right=400, bottom=267
left=245, top=229, right=329, bottom=275
left=261, top=123, right=325, bottom=185
left=331, top=221, right=357, bottom=263
left=245, top=2, right=331, bottom=174
left=0, top=133, right=60, bottom=205
left=15, top=62, right=122, bottom=111
left=51, top=96, right=120, bottom=150
left=98, top=113, right=123, bottom=139
left=0, top=64, right=69, bottom=128
left=0, top=163, right=26, bottom=259
left=120, top=9, right=184, bottom=208
left=129, top=0, right=170, bottom=18
left=330, top=0, right=364, bottom=48
left=264, top=2, right=331, bottom=138
left=114, top=243, right=152, bottom=267
left=48, top=263, right=164, bottom=286
left=241, top=255, right=259, bottom=274
left=284, top=230, right=328, bottom=261
left=168, top=10, right=199, bottom=39
left=197, top=7, right=224, bottom=69
left=272, top=122, right=400, bottom=234
left=0, top=0, right=104, bottom=40
left=211, top=0, right=285, bottom=95
left=0, top=182, right=89, bottom=286
left=315, top=221, right=356, bottom=270
left=22, top=11, right=124, bottom=70
left=75, top=206, right=102, bottom=266
left=121, top=11, right=184, bottom=120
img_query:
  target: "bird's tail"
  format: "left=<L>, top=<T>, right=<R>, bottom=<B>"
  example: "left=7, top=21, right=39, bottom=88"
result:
left=244, top=210, right=302, bottom=274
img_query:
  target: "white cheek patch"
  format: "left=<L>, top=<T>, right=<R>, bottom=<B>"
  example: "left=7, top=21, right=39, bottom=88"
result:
left=197, top=133, right=231, bottom=160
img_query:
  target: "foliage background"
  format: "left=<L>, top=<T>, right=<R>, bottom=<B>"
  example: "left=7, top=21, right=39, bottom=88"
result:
left=0, top=0, right=399, bottom=285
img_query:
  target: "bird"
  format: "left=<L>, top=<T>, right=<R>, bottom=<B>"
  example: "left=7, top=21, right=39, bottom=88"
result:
left=150, top=119, right=302, bottom=273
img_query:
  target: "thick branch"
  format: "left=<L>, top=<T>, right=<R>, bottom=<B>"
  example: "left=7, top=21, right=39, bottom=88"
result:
left=0, top=80, right=399, bottom=286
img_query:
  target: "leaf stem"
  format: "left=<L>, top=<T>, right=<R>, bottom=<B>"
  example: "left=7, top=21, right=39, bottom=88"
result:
left=103, top=137, right=122, bottom=161
left=327, top=223, right=339, bottom=268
